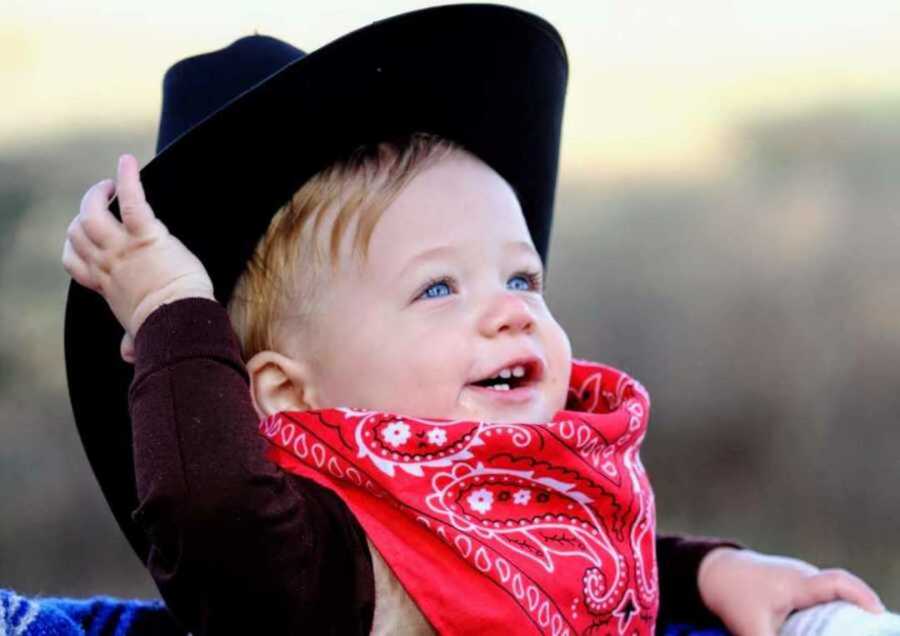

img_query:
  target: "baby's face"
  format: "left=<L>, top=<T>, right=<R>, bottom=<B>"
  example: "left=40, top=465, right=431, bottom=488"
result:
left=284, top=151, right=572, bottom=423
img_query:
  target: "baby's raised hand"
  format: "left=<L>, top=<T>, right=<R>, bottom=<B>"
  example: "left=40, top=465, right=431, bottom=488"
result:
left=62, top=154, right=215, bottom=350
left=697, top=547, right=885, bottom=635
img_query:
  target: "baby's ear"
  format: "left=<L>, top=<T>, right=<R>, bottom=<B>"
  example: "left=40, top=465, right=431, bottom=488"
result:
left=246, top=350, right=318, bottom=419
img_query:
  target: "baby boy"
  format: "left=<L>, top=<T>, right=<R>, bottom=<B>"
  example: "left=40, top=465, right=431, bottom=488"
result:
left=62, top=134, right=883, bottom=635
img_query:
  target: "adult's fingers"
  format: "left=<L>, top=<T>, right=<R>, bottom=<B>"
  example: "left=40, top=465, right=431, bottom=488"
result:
left=793, top=569, right=885, bottom=614
left=78, top=178, right=120, bottom=248
left=115, top=154, right=156, bottom=235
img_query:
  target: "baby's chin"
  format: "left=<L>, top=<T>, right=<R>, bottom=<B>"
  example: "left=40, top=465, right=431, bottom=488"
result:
left=396, top=408, right=556, bottom=424
left=453, top=399, right=560, bottom=424
left=471, top=411, right=556, bottom=424
left=452, top=386, right=564, bottom=424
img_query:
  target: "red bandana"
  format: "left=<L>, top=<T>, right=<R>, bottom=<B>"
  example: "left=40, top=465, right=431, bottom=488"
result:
left=260, top=359, right=658, bottom=635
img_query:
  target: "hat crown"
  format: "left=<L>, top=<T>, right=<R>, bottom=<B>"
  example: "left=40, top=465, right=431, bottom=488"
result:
left=156, top=35, right=306, bottom=153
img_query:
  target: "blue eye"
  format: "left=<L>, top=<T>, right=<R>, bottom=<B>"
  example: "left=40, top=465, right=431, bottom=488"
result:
left=507, top=275, right=531, bottom=291
left=420, top=279, right=453, bottom=299
left=507, top=271, right=542, bottom=292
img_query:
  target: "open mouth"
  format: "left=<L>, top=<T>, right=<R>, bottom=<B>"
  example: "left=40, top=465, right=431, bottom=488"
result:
left=469, top=359, right=542, bottom=392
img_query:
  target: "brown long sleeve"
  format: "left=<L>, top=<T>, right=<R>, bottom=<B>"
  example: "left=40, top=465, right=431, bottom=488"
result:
left=655, top=534, right=742, bottom=632
left=128, top=297, right=739, bottom=634
left=128, top=297, right=374, bottom=635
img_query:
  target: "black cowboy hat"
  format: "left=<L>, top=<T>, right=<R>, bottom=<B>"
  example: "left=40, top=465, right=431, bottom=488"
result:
left=64, top=3, right=568, bottom=564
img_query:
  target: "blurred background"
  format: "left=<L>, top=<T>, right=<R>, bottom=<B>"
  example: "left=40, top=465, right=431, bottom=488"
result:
left=2, top=0, right=899, bottom=610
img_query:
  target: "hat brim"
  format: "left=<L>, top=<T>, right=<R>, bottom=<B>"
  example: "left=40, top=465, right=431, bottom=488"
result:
left=65, top=3, right=567, bottom=563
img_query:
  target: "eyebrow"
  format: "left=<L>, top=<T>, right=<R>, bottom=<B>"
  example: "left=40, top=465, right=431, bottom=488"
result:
left=397, top=245, right=458, bottom=280
left=505, top=240, right=541, bottom=260
left=398, top=240, right=541, bottom=280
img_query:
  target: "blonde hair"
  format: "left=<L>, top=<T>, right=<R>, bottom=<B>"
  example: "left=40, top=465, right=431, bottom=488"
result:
left=228, top=132, right=463, bottom=360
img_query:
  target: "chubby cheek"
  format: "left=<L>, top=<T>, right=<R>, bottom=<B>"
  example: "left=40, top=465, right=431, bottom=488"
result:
left=319, top=326, right=466, bottom=417
left=378, top=336, right=468, bottom=418
left=545, top=319, right=573, bottom=411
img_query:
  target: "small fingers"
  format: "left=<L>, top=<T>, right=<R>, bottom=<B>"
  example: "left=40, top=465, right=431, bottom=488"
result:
left=79, top=178, right=116, bottom=216
left=61, top=238, right=100, bottom=291
left=794, top=569, right=885, bottom=614
left=819, top=569, right=885, bottom=613
left=65, top=217, right=113, bottom=290
left=78, top=178, right=121, bottom=248
left=116, top=154, right=156, bottom=234
left=66, top=215, right=102, bottom=266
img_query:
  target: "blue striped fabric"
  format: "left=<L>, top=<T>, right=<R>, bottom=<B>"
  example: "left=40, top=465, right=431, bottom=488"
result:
left=0, top=589, right=184, bottom=636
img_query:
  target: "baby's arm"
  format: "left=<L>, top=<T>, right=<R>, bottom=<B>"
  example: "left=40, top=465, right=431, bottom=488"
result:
left=63, top=155, right=374, bottom=634
left=656, top=534, right=744, bottom=628
left=696, top=546, right=885, bottom=635
left=129, top=297, right=374, bottom=634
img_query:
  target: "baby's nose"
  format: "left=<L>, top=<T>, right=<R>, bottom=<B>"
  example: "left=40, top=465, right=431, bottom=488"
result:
left=478, top=293, right=535, bottom=337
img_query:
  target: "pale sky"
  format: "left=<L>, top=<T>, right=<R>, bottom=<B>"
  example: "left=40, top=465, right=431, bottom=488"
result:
left=4, top=0, right=900, bottom=179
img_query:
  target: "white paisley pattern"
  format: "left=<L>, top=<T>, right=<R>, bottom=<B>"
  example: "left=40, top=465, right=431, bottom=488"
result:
left=260, top=360, right=658, bottom=635
left=381, top=420, right=411, bottom=448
